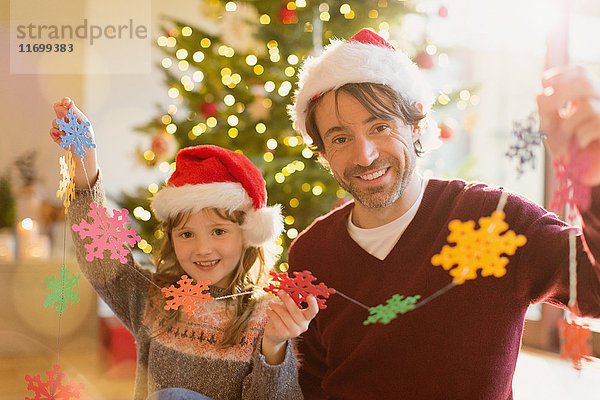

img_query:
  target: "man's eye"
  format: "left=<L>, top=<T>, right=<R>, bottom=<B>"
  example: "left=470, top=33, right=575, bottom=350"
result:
left=332, top=137, right=347, bottom=144
left=375, top=125, right=390, bottom=133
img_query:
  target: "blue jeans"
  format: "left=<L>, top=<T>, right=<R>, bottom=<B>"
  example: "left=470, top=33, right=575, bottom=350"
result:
left=146, top=388, right=213, bottom=400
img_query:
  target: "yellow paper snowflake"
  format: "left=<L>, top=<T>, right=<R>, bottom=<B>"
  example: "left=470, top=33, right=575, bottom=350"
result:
left=57, top=151, right=75, bottom=212
left=431, top=211, right=527, bottom=284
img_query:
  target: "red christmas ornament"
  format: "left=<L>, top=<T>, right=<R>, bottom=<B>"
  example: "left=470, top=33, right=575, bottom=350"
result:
left=278, top=4, right=298, bottom=24
left=415, top=51, right=434, bottom=69
left=151, top=133, right=177, bottom=160
left=438, top=6, right=449, bottom=18
left=199, top=102, right=218, bottom=119
left=151, top=134, right=169, bottom=156
left=439, top=123, right=454, bottom=140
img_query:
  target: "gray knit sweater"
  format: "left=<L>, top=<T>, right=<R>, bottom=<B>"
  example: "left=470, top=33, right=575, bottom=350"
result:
left=68, top=176, right=302, bottom=400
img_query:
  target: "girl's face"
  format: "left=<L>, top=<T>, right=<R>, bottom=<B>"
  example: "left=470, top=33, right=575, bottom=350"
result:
left=171, top=208, right=244, bottom=289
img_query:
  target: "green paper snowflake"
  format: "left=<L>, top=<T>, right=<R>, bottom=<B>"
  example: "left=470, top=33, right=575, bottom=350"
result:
left=44, top=264, right=80, bottom=316
left=363, top=294, right=421, bottom=325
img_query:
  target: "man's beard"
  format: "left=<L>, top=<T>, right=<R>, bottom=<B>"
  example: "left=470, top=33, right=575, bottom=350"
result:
left=337, top=156, right=415, bottom=209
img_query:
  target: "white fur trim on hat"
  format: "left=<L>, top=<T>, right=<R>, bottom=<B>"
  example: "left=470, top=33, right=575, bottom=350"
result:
left=151, top=182, right=251, bottom=221
left=289, top=38, right=441, bottom=151
left=242, top=204, right=284, bottom=247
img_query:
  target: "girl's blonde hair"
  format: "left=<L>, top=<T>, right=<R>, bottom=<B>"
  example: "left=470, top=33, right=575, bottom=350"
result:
left=152, top=208, right=273, bottom=348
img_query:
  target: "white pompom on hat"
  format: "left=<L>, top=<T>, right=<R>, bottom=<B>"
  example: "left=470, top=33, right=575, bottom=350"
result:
left=289, top=28, right=441, bottom=151
left=151, top=145, right=283, bottom=247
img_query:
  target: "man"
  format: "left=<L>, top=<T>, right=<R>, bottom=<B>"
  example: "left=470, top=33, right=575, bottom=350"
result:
left=287, top=28, right=600, bottom=399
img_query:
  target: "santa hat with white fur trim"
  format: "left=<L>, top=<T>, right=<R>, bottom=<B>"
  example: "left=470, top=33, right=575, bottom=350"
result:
left=289, top=28, right=440, bottom=151
left=151, top=145, right=283, bottom=247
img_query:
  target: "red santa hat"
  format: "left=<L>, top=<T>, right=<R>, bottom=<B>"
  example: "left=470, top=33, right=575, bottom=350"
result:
left=151, top=145, right=283, bottom=247
left=289, top=28, right=440, bottom=151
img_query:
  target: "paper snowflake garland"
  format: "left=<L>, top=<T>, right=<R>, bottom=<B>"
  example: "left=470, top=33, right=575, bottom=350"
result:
left=431, top=211, right=527, bottom=284
left=557, top=316, right=593, bottom=370
left=25, top=364, right=84, bottom=400
left=506, top=112, right=543, bottom=175
left=56, top=108, right=95, bottom=159
left=44, top=264, right=80, bottom=316
left=263, top=270, right=336, bottom=309
left=57, top=151, right=76, bottom=213
left=363, top=294, right=421, bottom=325
left=72, top=202, right=141, bottom=264
left=550, top=145, right=591, bottom=215
left=161, top=275, right=214, bottom=316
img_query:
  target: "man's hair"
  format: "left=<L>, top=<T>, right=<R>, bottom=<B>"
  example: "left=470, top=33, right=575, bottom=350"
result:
left=304, top=82, right=426, bottom=156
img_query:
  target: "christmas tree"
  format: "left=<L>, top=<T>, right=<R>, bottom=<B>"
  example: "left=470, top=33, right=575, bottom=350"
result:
left=117, top=0, right=464, bottom=269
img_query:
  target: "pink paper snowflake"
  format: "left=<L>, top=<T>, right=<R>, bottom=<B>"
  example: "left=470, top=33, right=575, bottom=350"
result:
left=161, top=275, right=214, bottom=316
left=72, top=202, right=141, bottom=264
left=264, top=270, right=336, bottom=309
left=551, top=145, right=591, bottom=215
left=25, top=364, right=84, bottom=400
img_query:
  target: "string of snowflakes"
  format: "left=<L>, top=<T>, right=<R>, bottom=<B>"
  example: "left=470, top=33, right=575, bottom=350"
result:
left=506, top=114, right=594, bottom=370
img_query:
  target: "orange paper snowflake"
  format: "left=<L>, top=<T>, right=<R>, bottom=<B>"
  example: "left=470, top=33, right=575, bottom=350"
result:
left=57, top=151, right=76, bottom=212
left=161, top=275, right=214, bottom=316
left=558, top=316, right=593, bottom=370
left=431, top=211, right=527, bottom=284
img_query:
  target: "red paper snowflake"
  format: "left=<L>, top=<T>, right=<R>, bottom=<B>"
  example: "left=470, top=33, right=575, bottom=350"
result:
left=263, top=270, right=336, bottom=309
left=72, top=202, right=141, bottom=264
left=431, top=211, right=527, bottom=284
left=25, top=364, right=84, bottom=400
left=557, top=316, right=593, bottom=370
left=161, top=275, right=214, bottom=316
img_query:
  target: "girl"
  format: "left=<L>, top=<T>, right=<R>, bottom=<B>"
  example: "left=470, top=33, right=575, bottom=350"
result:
left=50, top=98, right=318, bottom=400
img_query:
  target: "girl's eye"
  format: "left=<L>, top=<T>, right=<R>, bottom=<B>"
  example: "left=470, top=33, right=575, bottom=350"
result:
left=180, top=231, right=193, bottom=239
left=213, top=228, right=226, bottom=236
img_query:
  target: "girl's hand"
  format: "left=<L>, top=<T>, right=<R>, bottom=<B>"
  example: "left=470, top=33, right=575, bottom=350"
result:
left=50, top=97, right=99, bottom=188
left=537, top=65, right=600, bottom=186
left=261, top=290, right=319, bottom=365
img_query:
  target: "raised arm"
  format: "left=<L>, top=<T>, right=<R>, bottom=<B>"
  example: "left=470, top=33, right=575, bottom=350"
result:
left=50, top=97, right=99, bottom=188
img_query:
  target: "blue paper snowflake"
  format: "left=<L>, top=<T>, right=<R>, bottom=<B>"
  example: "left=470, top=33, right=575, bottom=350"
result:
left=56, top=108, right=96, bottom=159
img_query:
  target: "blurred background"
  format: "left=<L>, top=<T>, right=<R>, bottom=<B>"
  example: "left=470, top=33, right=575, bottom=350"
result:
left=1, top=0, right=599, bottom=398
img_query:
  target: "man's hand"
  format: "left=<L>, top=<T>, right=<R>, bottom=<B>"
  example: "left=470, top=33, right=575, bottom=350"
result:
left=537, top=65, right=600, bottom=186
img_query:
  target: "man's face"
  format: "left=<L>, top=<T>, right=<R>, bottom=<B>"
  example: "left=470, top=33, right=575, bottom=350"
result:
left=315, top=90, right=419, bottom=208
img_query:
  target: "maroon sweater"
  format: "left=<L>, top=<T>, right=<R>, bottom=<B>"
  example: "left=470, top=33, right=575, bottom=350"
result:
left=288, top=178, right=600, bottom=400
